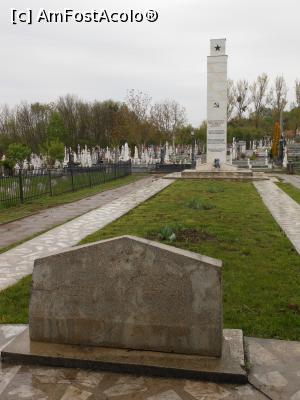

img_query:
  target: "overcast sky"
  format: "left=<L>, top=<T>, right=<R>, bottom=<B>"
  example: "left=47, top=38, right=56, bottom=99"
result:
left=1, top=0, right=299, bottom=126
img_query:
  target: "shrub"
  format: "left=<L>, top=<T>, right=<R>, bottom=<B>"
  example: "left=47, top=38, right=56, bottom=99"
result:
left=187, top=198, right=215, bottom=210
left=6, top=143, right=31, bottom=169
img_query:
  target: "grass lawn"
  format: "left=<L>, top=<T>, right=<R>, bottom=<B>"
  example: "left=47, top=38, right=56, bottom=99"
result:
left=0, top=275, right=31, bottom=323
left=277, top=182, right=300, bottom=204
left=1, top=179, right=300, bottom=341
left=0, top=174, right=146, bottom=225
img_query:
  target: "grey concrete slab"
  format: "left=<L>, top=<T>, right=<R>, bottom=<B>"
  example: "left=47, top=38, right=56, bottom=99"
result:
left=164, top=171, right=268, bottom=181
left=29, top=236, right=223, bottom=357
left=182, top=170, right=253, bottom=179
left=0, top=325, right=271, bottom=399
left=247, top=336, right=300, bottom=400
left=2, top=327, right=247, bottom=384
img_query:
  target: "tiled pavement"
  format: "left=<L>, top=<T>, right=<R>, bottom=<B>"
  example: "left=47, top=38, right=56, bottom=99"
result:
left=0, top=178, right=173, bottom=291
left=248, top=337, right=300, bottom=400
left=254, top=180, right=300, bottom=255
left=0, top=176, right=156, bottom=250
left=1, top=325, right=300, bottom=399
left=278, top=174, right=300, bottom=190
left=0, top=326, right=266, bottom=400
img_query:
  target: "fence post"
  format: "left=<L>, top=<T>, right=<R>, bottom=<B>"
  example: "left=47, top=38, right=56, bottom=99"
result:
left=18, top=169, right=24, bottom=204
left=71, top=168, right=75, bottom=192
left=100, top=163, right=106, bottom=183
left=88, top=167, right=92, bottom=187
left=49, top=170, right=53, bottom=196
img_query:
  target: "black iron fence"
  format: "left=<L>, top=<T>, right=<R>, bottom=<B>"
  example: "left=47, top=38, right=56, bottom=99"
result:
left=0, top=161, right=131, bottom=207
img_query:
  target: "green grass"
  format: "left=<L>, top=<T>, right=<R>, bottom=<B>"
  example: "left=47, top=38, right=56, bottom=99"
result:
left=0, top=275, right=31, bottom=323
left=1, top=179, right=300, bottom=342
left=277, top=182, right=300, bottom=204
left=0, top=174, right=146, bottom=225
left=80, top=180, right=300, bottom=340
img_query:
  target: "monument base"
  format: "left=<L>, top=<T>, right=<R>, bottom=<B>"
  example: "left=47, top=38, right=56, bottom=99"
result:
left=180, top=163, right=254, bottom=180
left=195, top=162, right=239, bottom=172
left=181, top=170, right=254, bottom=180
left=1, top=328, right=247, bottom=384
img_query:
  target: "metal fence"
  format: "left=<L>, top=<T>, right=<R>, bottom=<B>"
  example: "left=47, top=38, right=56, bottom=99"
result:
left=0, top=161, right=131, bottom=207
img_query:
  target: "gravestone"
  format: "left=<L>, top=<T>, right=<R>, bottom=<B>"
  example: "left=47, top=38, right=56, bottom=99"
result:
left=287, top=143, right=300, bottom=161
left=29, top=236, right=223, bottom=357
left=2, top=235, right=246, bottom=382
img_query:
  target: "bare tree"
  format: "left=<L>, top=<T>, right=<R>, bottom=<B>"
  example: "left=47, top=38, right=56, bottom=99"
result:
left=150, top=100, right=186, bottom=146
left=0, top=92, right=186, bottom=152
left=270, top=76, right=288, bottom=120
left=0, top=105, right=11, bottom=134
left=125, top=90, right=154, bottom=146
left=295, top=79, right=300, bottom=108
left=57, top=95, right=80, bottom=146
left=227, top=79, right=235, bottom=121
left=234, top=80, right=250, bottom=119
left=125, top=89, right=152, bottom=122
left=90, top=100, right=122, bottom=146
left=250, top=73, right=270, bottom=128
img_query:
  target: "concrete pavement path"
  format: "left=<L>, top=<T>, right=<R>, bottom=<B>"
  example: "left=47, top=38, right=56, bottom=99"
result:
left=254, top=179, right=300, bottom=256
left=0, top=177, right=173, bottom=291
left=278, top=173, right=300, bottom=190
left=0, top=176, right=155, bottom=249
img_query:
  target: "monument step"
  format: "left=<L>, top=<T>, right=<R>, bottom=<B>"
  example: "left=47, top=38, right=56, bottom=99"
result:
left=163, top=171, right=269, bottom=181
left=181, top=170, right=256, bottom=180
left=2, top=328, right=247, bottom=384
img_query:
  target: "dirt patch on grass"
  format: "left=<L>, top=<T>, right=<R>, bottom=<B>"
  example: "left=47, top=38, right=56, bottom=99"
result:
left=147, top=226, right=217, bottom=244
left=175, top=228, right=216, bottom=243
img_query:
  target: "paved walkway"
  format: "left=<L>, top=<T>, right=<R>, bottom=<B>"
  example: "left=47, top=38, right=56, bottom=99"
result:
left=0, top=178, right=173, bottom=291
left=0, top=176, right=156, bottom=249
left=278, top=173, right=300, bottom=190
left=1, top=325, right=300, bottom=399
left=254, top=180, right=300, bottom=255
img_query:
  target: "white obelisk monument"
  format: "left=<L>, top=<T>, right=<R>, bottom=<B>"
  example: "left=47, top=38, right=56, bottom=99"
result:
left=195, top=38, right=238, bottom=171
left=183, top=38, right=250, bottom=177
left=206, top=38, right=228, bottom=167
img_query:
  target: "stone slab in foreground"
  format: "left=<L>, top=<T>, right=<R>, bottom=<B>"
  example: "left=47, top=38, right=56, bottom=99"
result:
left=29, top=236, right=223, bottom=357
